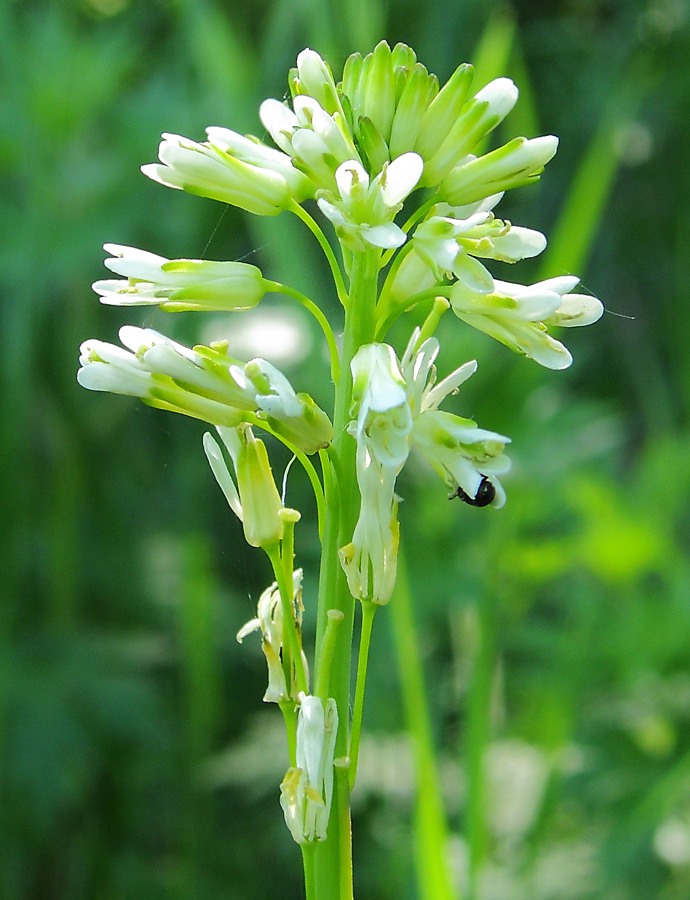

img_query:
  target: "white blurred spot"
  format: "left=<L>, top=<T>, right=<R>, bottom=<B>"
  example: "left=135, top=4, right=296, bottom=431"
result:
left=486, top=739, right=549, bottom=840
left=200, top=306, right=313, bottom=366
left=614, top=121, right=654, bottom=167
left=654, top=818, right=690, bottom=866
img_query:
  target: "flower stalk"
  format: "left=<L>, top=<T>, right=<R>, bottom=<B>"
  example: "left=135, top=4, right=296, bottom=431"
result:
left=76, top=40, right=602, bottom=900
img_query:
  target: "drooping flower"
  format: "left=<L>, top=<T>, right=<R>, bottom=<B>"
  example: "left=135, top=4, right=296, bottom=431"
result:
left=93, top=243, right=268, bottom=312
left=450, top=275, right=604, bottom=370
left=239, top=358, right=333, bottom=453
left=203, top=424, right=284, bottom=549
left=236, top=569, right=307, bottom=703
left=280, top=693, right=338, bottom=843
left=341, top=333, right=511, bottom=604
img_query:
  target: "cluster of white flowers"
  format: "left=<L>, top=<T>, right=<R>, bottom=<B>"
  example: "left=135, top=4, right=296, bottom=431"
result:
left=77, top=41, right=603, bottom=847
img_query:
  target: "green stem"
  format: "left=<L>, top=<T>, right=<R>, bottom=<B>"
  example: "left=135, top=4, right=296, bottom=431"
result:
left=266, top=543, right=309, bottom=697
left=315, top=609, right=345, bottom=701
left=290, top=200, right=349, bottom=307
left=312, top=245, right=380, bottom=900
left=465, top=579, right=496, bottom=900
left=302, top=844, right=317, bottom=900
left=375, top=286, right=452, bottom=341
left=266, top=280, right=341, bottom=387
left=335, top=761, right=354, bottom=900
left=348, top=599, right=377, bottom=790
left=280, top=699, right=298, bottom=766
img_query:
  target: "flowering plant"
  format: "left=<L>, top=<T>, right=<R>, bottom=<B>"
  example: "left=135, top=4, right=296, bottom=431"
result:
left=78, top=42, right=601, bottom=899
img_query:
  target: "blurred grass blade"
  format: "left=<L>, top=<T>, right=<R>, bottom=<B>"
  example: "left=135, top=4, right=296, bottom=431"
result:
left=390, top=550, right=460, bottom=900
left=539, top=60, right=652, bottom=279
left=470, top=4, right=516, bottom=92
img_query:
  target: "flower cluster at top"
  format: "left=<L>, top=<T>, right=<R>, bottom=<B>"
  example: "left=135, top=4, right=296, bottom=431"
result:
left=77, top=42, right=603, bottom=842
left=90, top=42, right=602, bottom=369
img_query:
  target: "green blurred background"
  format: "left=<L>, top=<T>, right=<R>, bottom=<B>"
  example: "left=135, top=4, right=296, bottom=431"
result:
left=2, top=0, right=690, bottom=897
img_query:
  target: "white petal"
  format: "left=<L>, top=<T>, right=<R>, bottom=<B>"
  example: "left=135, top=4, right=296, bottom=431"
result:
left=203, top=431, right=243, bottom=520
left=423, top=360, right=478, bottom=410
left=453, top=253, right=494, bottom=293
left=316, top=197, right=347, bottom=227
left=549, top=292, right=604, bottom=327
left=474, top=77, right=519, bottom=120
left=335, top=159, right=369, bottom=197
left=140, top=162, right=184, bottom=190
left=488, top=227, right=547, bottom=261
left=379, top=152, right=424, bottom=207
left=259, top=99, right=298, bottom=153
left=77, top=362, right=151, bottom=396
left=363, top=223, right=407, bottom=249
left=537, top=275, right=580, bottom=296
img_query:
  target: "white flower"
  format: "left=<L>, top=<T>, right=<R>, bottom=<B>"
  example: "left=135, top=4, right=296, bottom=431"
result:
left=141, top=132, right=292, bottom=216
left=316, top=154, right=424, bottom=251
left=280, top=693, right=338, bottom=843
left=236, top=570, right=307, bottom=703
left=388, top=194, right=547, bottom=306
left=93, top=243, right=267, bottom=312
left=341, top=335, right=511, bottom=604
left=400, top=330, right=511, bottom=506
left=450, top=275, right=604, bottom=370
left=204, top=127, right=314, bottom=201
left=260, top=94, right=360, bottom=194
left=77, top=326, right=256, bottom=425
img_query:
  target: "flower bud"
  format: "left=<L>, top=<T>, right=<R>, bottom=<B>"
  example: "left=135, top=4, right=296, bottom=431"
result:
left=422, top=78, right=519, bottom=186
left=93, top=244, right=267, bottom=312
left=361, top=41, right=396, bottom=143
left=231, top=425, right=284, bottom=548
left=388, top=63, right=439, bottom=159
left=142, top=133, right=292, bottom=216
left=293, top=48, right=344, bottom=119
left=414, top=63, right=474, bottom=159
left=441, top=135, right=559, bottom=207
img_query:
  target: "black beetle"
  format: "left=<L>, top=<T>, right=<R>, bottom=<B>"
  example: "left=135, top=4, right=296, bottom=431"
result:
left=450, top=475, right=495, bottom=507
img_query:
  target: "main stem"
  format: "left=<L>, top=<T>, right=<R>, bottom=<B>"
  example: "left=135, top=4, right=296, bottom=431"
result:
left=312, top=246, right=379, bottom=900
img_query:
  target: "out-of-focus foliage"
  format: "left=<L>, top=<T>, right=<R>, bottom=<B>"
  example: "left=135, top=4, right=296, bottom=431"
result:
left=1, top=0, right=689, bottom=898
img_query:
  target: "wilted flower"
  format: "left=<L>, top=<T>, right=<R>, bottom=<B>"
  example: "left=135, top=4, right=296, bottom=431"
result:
left=203, top=424, right=284, bottom=549
left=280, top=693, right=338, bottom=843
left=341, top=333, right=511, bottom=604
left=236, top=569, right=307, bottom=703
